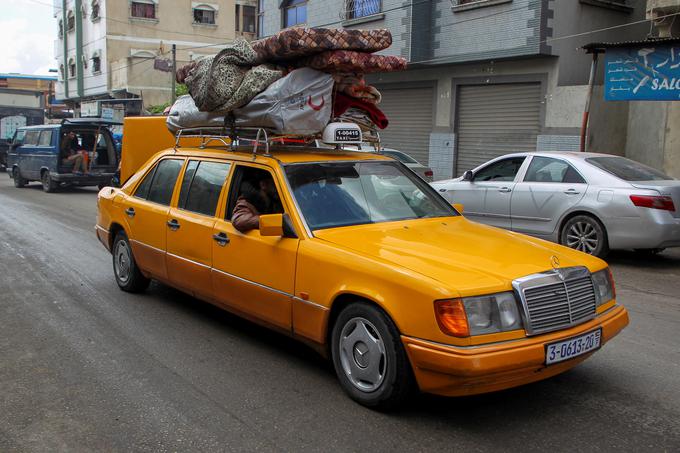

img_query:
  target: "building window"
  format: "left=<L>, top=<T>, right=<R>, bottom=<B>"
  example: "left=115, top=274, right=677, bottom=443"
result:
left=91, top=1, right=100, bottom=20
left=345, top=0, right=381, bottom=19
left=68, top=58, right=76, bottom=78
left=257, top=0, right=264, bottom=37
left=92, top=55, right=101, bottom=73
left=243, top=5, right=256, bottom=33
left=235, top=4, right=240, bottom=30
left=58, top=19, right=64, bottom=38
left=283, top=0, right=306, bottom=28
left=67, top=10, right=75, bottom=31
left=131, top=1, right=156, bottom=19
left=193, top=5, right=216, bottom=25
left=59, top=64, right=65, bottom=80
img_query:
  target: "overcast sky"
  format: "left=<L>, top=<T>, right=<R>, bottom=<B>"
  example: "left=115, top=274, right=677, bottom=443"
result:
left=0, top=0, right=57, bottom=75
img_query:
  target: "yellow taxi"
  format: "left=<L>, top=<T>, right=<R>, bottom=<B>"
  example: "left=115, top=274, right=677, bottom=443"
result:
left=96, top=118, right=628, bottom=409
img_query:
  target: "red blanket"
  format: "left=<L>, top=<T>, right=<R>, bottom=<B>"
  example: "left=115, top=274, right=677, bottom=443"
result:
left=333, top=93, right=388, bottom=129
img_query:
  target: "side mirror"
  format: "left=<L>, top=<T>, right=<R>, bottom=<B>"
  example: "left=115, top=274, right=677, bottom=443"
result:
left=463, top=170, right=474, bottom=181
left=453, top=203, right=464, bottom=214
left=259, top=213, right=298, bottom=238
left=259, top=214, right=284, bottom=237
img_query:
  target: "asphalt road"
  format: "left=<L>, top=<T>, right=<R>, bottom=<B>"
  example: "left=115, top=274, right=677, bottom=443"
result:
left=1, top=177, right=679, bottom=452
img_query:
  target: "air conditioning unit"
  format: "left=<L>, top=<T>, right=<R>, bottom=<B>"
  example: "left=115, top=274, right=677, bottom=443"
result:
left=646, top=0, right=680, bottom=37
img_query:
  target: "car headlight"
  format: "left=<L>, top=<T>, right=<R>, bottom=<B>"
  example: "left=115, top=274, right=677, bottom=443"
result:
left=592, top=268, right=615, bottom=306
left=434, top=292, right=523, bottom=337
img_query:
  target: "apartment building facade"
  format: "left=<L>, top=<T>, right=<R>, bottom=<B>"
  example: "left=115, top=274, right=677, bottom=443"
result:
left=259, top=0, right=669, bottom=179
left=54, top=0, right=257, bottom=113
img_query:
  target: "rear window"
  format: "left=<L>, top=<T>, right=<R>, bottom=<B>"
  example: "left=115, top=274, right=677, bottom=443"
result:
left=382, top=150, right=418, bottom=164
left=134, top=158, right=183, bottom=205
left=586, top=156, right=672, bottom=181
left=178, top=160, right=231, bottom=216
left=38, top=130, right=53, bottom=146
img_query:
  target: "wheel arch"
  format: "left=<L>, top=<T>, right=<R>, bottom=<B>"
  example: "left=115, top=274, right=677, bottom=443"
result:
left=558, top=209, right=609, bottom=245
left=325, top=292, right=399, bottom=354
left=108, top=222, right=126, bottom=251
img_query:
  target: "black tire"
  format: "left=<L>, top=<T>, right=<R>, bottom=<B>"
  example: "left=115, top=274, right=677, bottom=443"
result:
left=41, top=171, right=58, bottom=193
left=12, top=167, right=26, bottom=188
left=112, top=231, right=150, bottom=293
left=331, top=301, right=414, bottom=410
left=560, top=214, right=609, bottom=258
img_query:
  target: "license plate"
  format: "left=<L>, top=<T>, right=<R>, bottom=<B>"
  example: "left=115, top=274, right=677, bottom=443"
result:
left=545, top=328, right=602, bottom=365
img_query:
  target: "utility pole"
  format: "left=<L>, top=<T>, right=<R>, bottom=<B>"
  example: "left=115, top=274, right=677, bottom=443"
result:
left=171, top=44, right=177, bottom=104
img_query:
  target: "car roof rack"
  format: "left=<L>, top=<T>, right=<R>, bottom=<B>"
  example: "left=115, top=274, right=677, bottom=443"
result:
left=173, top=122, right=381, bottom=159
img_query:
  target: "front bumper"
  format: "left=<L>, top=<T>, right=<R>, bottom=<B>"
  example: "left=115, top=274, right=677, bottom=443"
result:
left=402, top=304, right=628, bottom=397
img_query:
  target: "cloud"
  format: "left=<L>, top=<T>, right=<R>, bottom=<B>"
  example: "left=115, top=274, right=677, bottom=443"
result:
left=0, top=0, right=57, bottom=75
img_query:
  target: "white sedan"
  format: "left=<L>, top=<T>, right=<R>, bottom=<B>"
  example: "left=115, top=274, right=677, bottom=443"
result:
left=431, top=152, right=680, bottom=257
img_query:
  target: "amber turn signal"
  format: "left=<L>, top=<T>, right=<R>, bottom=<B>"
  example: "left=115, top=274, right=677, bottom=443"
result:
left=434, top=299, right=469, bottom=337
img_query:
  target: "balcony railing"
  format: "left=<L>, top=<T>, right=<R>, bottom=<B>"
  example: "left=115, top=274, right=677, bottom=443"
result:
left=343, top=0, right=382, bottom=20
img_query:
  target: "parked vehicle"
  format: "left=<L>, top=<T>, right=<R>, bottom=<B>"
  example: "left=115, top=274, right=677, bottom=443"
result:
left=96, top=119, right=628, bottom=409
left=347, top=144, right=434, bottom=182
left=432, top=152, right=680, bottom=257
left=6, top=118, right=120, bottom=192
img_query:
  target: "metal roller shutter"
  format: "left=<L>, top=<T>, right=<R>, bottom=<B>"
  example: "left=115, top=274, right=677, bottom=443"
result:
left=375, top=86, right=434, bottom=166
left=456, top=83, right=541, bottom=175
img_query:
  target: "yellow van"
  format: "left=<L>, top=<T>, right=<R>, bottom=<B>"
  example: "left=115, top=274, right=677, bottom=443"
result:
left=96, top=118, right=628, bottom=409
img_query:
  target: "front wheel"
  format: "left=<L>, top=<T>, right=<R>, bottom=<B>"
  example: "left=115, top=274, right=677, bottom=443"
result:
left=112, top=231, right=150, bottom=293
left=13, top=168, right=26, bottom=188
left=331, top=302, right=414, bottom=410
left=560, top=215, right=609, bottom=258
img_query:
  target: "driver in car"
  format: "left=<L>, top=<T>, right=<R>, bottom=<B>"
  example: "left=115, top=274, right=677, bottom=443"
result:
left=232, top=176, right=283, bottom=233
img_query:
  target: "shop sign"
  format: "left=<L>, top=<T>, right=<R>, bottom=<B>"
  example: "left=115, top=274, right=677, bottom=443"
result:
left=605, top=44, right=680, bottom=101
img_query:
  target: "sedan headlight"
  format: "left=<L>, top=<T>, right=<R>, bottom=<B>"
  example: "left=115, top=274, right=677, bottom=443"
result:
left=592, top=268, right=615, bottom=306
left=434, top=292, right=523, bottom=337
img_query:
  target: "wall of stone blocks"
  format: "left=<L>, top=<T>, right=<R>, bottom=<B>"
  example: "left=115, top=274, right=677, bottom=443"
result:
left=536, top=135, right=580, bottom=152
left=428, top=132, right=456, bottom=181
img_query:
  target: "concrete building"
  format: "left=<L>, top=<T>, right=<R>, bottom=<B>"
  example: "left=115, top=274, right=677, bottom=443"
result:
left=259, top=0, right=679, bottom=179
left=54, top=0, right=257, bottom=113
left=0, top=73, right=59, bottom=140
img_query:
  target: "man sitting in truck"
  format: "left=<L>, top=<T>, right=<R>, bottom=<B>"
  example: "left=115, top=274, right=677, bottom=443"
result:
left=60, top=131, right=88, bottom=174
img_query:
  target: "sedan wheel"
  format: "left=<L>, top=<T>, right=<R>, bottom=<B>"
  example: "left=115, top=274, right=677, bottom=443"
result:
left=112, top=231, right=150, bottom=293
left=561, top=215, right=609, bottom=258
left=331, top=302, right=413, bottom=410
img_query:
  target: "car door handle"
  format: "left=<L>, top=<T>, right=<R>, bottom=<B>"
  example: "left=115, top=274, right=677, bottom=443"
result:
left=125, top=207, right=135, bottom=218
left=166, top=219, right=180, bottom=231
left=498, top=187, right=512, bottom=193
left=212, top=232, right=230, bottom=246
left=564, top=189, right=580, bottom=195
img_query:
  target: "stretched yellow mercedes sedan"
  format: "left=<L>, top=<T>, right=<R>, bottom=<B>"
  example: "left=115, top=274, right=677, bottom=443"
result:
left=96, top=118, right=628, bottom=409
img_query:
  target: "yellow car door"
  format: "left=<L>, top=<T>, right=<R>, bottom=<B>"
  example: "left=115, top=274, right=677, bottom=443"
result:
left=123, top=158, right=184, bottom=280
left=166, top=159, right=232, bottom=299
left=211, top=164, right=299, bottom=331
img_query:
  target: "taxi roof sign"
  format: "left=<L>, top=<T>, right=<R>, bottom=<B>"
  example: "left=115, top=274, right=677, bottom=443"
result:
left=322, top=122, right=363, bottom=145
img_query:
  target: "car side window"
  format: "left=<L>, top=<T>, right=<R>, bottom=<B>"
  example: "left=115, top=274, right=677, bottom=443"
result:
left=524, top=157, right=586, bottom=184
left=473, top=157, right=526, bottom=182
left=134, top=158, right=183, bottom=205
left=23, top=130, right=40, bottom=146
left=13, top=130, right=26, bottom=145
left=226, top=165, right=284, bottom=220
left=178, top=160, right=231, bottom=217
left=38, top=130, right=53, bottom=147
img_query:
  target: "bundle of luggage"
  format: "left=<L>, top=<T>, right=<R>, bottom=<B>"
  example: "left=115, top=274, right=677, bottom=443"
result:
left=167, top=27, right=407, bottom=139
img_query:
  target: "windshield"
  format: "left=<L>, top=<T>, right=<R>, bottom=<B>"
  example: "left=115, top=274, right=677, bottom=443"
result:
left=285, top=161, right=456, bottom=230
left=382, top=150, right=418, bottom=164
left=586, top=156, right=672, bottom=181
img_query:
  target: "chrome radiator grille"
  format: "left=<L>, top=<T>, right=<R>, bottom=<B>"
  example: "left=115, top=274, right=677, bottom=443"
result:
left=513, top=267, right=597, bottom=335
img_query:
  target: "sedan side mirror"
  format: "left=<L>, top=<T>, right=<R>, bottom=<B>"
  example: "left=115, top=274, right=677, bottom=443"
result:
left=259, top=213, right=298, bottom=238
left=463, top=170, right=474, bottom=181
